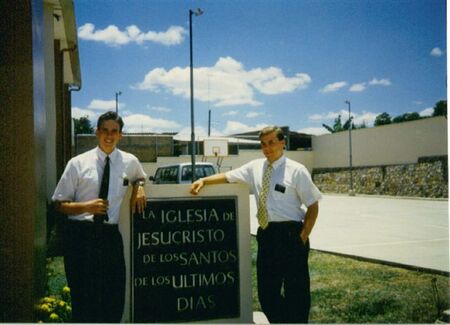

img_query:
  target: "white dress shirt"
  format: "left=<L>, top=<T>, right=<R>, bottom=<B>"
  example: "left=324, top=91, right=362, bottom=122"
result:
left=52, top=147, right=147, bottom=224
left=225, top=155, right=322, bottom=222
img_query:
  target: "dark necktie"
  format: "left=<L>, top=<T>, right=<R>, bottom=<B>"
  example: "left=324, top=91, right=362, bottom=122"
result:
left=94, top=156, right=110, bottom=223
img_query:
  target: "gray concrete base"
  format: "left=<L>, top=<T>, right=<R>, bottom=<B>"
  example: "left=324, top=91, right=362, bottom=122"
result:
left=253, top=311, right=269, bottom=324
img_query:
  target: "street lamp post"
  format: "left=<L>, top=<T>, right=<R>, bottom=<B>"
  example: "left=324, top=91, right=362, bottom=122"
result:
left=115, top=91, right=122, bottom=114
left=189, top=8, right=203, bottom=182
left=208, top=109, right=211, bottom=137
left=345, top=100, right=354, bottom=196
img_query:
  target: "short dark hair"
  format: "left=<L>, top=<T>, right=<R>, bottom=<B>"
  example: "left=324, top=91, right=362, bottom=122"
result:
left=97, top=111, right=124, bottom=132
left=259, top=126, right=285, bottom=141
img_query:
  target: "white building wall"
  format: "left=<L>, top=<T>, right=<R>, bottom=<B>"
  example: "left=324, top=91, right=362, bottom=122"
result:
left=312, top=116, right=447, bottom=168
left=142, top=116, right=447, bottom=179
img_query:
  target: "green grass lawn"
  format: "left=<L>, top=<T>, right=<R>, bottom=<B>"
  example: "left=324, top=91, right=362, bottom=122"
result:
left=308, top=251, right=448, bottom=323
left=47, top=236, right=449, bottom=323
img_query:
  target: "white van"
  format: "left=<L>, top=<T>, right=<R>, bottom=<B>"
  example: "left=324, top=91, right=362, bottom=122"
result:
left=149, top=162, right=217, bottom=184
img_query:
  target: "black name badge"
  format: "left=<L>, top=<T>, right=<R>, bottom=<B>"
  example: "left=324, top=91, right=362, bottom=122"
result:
left=131, top=197, right=240, bottom=323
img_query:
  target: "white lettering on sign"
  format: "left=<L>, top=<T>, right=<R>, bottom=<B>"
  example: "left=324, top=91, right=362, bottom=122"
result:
left=137, top=228, right=225, bottom=249
left=177, top=295, right=216, bottom=312
left=144, top=208, right=221, bottom=224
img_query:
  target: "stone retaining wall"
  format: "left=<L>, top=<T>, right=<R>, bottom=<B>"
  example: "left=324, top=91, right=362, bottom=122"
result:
left=312, top=156, right=448, bottom=198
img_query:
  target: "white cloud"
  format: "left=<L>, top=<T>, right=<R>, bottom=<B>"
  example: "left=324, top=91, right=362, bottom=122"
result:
left=352, top=111, right=378, bottom=126
left=297, top=127, right=331, bottom=136
left=78, top=23, right=186, bottom=46
left=319, top=81, right=348, bottom=93
left=120, top=110, right=134, bottom=117
left=369, top=78, right=392, bottom=86
left=319, top=78, right=391, bottom=94
left=135, top=56, right=311, bottom=107
left=419, top=107, right=434, bottom=117
left=222, top=121, right=267, bottom=135
left=349, top=83, right=366, bottom=92
left=222, top=110, right=239, bottom=116
left=430, top=47, right=444, bottom=57
left=308, top=114, right=324, bottom=121
left=122, top=114, right=181, bottom=133
left=150, top=106, right=172, bottom=113
left=308, top=111, right=340, bottom=121
left=246, top=111, right=264, bottom=118
left=72, top=107, right=99, bottom=121
left=72, top=107, right=182, bottom=133
left=248, top=68, right=311, bottom=95
left=308, top=109, right=378, bottom=126
left=87, top=99, right=124, bottom=111
left=174, top=126, right=224, bottom=140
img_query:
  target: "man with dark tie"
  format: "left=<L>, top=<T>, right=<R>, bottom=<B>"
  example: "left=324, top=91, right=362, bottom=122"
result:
left=52, top=111, right=147, bottom=322
left=190, top=126, right=322, bottom=323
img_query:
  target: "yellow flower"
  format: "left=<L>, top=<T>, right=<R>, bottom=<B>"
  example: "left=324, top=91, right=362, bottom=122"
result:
left=48, top=297, right=56, bottom=303
left=43, top=297, right=53, bottom=303
left=49, top=313, right=59, bottom=321
left=59, top=301, right=66, bottom=307
left=66, top=306, right=72, bottom=313
left=62, top=286, right=70, bottom=294
left=40, top=304, right=51, bottom=313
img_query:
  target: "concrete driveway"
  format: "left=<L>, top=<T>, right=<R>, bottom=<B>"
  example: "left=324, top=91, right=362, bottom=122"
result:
left=250, top=194, right=449, bottom=273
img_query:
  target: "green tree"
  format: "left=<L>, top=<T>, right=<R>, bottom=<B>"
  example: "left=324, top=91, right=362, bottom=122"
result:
left=343, top=117, right=356, bottom=130
left=404, top=112, right=421, bottom=121
left=322, top=115, right=353, bottom=133
left=374, top=112, right=392, bottom=126
left=392, top=112, right=421, bottom=123
left=432, top=100, right=447, bottom=117
left=73, top=116, right=94, bottom=134
left=392, top=115, right=404, bottom=123
left=355, top=121, right=367, bottom=129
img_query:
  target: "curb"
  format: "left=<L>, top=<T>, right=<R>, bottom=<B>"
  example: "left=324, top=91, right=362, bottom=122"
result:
left=312, top=249, right=450, bottom=276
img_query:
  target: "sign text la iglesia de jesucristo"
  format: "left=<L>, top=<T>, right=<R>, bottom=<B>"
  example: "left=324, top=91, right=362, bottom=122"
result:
left=119, top=183, right=252, bottom=323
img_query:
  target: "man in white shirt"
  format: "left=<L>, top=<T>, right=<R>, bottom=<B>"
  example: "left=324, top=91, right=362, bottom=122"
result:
left=191, top=126, right=322, bottom=323
left=52, top=111, right=147, bottom=322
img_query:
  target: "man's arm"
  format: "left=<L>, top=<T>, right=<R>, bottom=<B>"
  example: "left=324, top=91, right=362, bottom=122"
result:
left=55, top=199, right=108, bottom=216
left=131, top=178, right=146, bottom=214
left=300, top=201, right=319, bottom=244
left=190, top=173, right=229, bottom=195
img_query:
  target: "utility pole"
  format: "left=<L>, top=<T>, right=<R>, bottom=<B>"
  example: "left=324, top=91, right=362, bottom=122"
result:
left=345, top=100, right=355, bottom=196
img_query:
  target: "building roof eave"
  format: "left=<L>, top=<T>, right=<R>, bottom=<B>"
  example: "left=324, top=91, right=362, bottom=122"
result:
left=53, top=0, right=81, bottom=89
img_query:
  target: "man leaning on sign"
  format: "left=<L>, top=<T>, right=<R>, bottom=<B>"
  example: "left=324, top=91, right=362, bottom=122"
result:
left=52, top=111, right=147, bottom=323
left=190, top=126, right=322, bottom=323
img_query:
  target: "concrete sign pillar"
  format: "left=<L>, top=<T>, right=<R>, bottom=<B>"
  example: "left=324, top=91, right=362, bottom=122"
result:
left=119, top=184, right=252, bottom=323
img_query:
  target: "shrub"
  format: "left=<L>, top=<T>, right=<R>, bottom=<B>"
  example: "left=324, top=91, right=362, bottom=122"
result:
left=35, top=286, right=72, bottom=322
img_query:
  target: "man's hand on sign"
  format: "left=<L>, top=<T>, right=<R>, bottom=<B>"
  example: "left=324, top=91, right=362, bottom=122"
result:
left=190, top=173, right=228, bottom=195
left=190, top=179, right=204, bottom=195
left=131, top=182, right=147, bottom=214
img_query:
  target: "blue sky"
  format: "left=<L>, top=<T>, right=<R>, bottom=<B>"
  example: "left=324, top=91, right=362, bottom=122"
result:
left=72, top=0, right=446, bottom=136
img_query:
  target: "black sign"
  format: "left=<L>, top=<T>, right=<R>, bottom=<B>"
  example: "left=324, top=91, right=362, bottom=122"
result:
left=131, top=197, right=240, bottom=323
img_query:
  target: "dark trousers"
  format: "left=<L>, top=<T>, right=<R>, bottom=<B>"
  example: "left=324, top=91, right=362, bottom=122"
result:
left=63, top=220, right=126, bottom=323
left=257, top=221, right=311, bottom=323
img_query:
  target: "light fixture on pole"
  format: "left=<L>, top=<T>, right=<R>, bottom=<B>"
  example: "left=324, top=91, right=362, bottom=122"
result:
left=345, top=100, right=354, bottom=196
left=189, top=8, right=203, bottom=182
left=115, top=91, right=122, bottom=114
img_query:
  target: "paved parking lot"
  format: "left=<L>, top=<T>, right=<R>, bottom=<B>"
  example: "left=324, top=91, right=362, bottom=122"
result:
left=250, top=194, right=449, bottom=273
